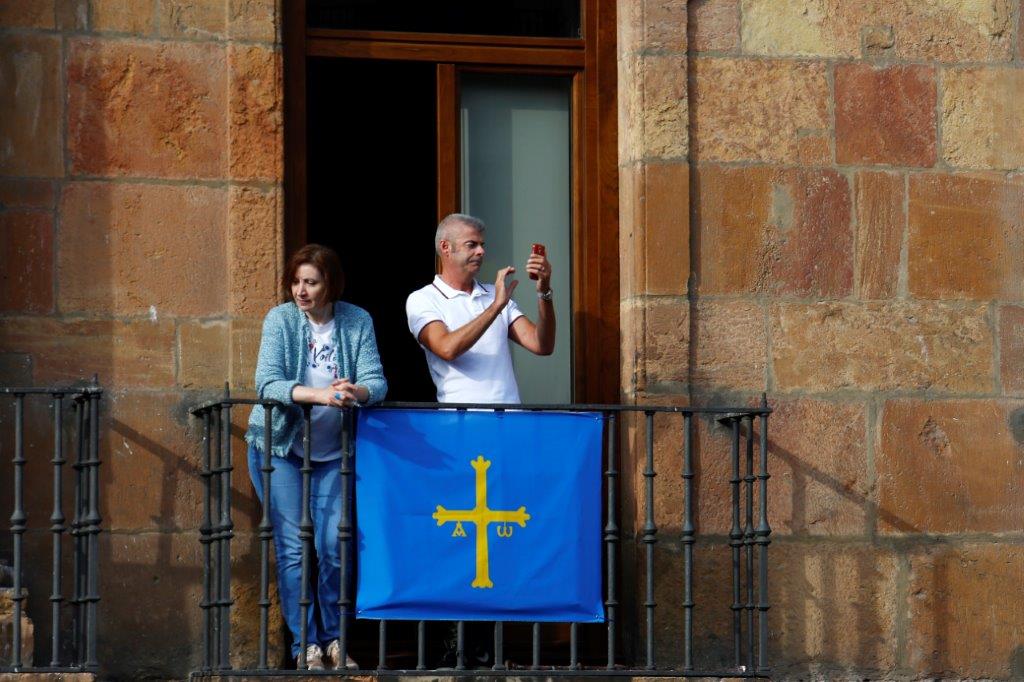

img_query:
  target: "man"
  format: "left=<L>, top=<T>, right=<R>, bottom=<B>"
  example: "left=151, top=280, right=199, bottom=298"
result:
left=406, top=213, right=556, bottom=404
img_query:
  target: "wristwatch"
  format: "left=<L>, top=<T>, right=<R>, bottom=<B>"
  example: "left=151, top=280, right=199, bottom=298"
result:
left=538, top=288, right=553, bottom=301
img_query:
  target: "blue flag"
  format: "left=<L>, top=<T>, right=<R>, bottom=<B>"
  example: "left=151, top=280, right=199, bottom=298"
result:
left=355, top=408, right=605, bottom=622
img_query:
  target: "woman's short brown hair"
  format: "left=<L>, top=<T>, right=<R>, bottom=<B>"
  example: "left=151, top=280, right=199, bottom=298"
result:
left=281, top=244, right=345, bottom=303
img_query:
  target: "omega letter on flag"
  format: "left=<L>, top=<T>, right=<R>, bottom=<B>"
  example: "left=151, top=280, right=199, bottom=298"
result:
left=355, top=408, right=604, bottom=622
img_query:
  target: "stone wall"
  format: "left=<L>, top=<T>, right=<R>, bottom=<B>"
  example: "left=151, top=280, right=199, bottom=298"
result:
left=1, top=0, right=1022, bottom=678
left=0, top=0, right=283, bottom=675
left=619, top=0, right=1024, bottom=678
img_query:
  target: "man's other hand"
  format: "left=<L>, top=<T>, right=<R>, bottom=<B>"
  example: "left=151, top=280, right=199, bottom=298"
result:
left=525, top=253, right=552, bottom=292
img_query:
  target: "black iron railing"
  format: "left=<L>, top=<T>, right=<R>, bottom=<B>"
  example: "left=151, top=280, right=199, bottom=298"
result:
left=189, top=391, right=771, bottom=677
left=1, top=381, right=102, bottom=673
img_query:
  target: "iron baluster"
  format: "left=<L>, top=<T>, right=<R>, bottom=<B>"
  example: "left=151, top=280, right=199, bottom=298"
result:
left=199, top=410, right=213, bottom=671
left=729, top=418, right=742, bottom=668
left=10, top=393, right=25, bottom=670
left=257, top=406, right=274, bottom=669
left=49, top=393, right=65, bottom=667
left=681, top=413, right=695, bottom=671
left=642, top=411, right=657, bottom=670
left=744, top=416, right=756, bottom=671
left=757, top=396, right=772, bottom=673
left=218, top=390, right=233, bottom=670
left=297, top=404, right=313, bottom=669
left=338, top=407, right=353, bottom=668
left=604, top=411, right=618, bottom=669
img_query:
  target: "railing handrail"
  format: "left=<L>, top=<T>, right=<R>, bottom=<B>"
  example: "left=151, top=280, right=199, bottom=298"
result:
left=188, top=397, right=770, bottom=417
left=0, top=385, right=103, bottom=396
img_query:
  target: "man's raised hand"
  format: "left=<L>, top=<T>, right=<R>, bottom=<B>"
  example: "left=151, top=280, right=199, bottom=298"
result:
left=493, top=266, right=518, bottom=310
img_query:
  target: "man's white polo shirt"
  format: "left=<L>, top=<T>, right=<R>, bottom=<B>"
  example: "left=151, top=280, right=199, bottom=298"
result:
left=406, top=275, right=525, bottom=404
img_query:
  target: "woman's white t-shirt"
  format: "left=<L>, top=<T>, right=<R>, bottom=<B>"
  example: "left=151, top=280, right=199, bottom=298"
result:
left=289, top=317, right=343, bottom=462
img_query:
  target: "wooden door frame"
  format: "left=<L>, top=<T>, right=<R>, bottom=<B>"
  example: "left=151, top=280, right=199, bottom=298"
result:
left=283, top=0, right=619, bottom=404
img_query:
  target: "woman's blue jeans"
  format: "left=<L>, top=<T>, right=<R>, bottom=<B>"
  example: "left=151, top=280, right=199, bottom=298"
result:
left=247, top=445, right=348, bottom=658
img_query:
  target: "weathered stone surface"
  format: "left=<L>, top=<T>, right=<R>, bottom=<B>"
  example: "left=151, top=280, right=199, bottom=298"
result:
left=650, top=542, right=898, bottom=672
left=56, top=0, right=89, bottom=30
left=942, top=67, right=1024, bottom=170
left=618, top=164, right=644, bottom=298
left=695, top=165, right=853, bottom=297
left=907, top=544, right=1024, bottom=678
left=690, top=300, right=766, bottom=391
left=908, top=173, right=1024, bottom=300
left=740, top=0, right=1014, bottom=62
left=691, top=398, right=869, bottom=536
left=159, top=0, right=226, bottom=39
left=229, top=185, right=280, bottom=315
left=688, top=0, right=739, bottom=52
left=741, top=0, right=860, bottom=57
left=229, top=45, right=284, bottom=181
left=101, top=390, right=206, bottom=530
left=0, top=34, right=63, bottom=177
left=642, top=297, right=689, bottom=390
left=0, top=612, right=33, bottom=668
left=0, top=353, right=32, bottom=384
left=58, top=181, right=228, bottom=316
left=0, top=317, right=175, bottom=386
left=228, top=0, right=278, bottom=43
left=0, top=178, right=54, bottom=210
left=835, top=64, right=936, bottom=167
left=230, top=318, right=263, bottom=391
left=878, top=400, right=1024, bottom=533
left=772, top=301, right=994, bottom=393
left=691, top=58, right=828, bottom=163
left=0, top=0, right=55, bottom=28
left=89, top=0, right=155, bottom=34
left=67, top=38, right=227, bottom=179
left=636, top=162, right=689, bottom=296
left=1002, top=305, right=1024, bottom=395
left=620, top=0, right=687, bottom=53
left=0, top=211, right=54, bottom=313
left=854, top=171, right=903, bottom=299
left=179, top=320, right=230, bottom=389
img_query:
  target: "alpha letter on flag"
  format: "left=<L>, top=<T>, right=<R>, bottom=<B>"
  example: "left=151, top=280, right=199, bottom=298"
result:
left=355, top=408, right=605, bottom=622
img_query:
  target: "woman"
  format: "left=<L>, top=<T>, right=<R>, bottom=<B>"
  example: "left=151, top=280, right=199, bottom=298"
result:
left=245, top=244, right=386, bottom=670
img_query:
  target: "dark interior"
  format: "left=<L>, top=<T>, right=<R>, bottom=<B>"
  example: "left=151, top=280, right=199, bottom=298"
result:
left=307, top=57, right=439, bottom=404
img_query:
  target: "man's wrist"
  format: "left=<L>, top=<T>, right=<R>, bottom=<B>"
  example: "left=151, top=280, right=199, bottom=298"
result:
left=537, top=287, right=553, bottom=301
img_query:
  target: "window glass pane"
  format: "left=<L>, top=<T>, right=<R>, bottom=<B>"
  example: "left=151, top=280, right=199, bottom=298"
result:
left=307, top=0, right=581, bottom=38
left=459, top=73, right=572, bottom=404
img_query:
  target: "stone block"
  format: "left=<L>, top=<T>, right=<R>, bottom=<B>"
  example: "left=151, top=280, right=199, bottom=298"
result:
left=691, top=57, right=828, bottom=164
left=907, top=544, right=1024, bottom=678
left=228, top=0, right=278, bottom=43
left=58, top=181, right=228, bottom=316
left=56, top=0, right=89, bottom=30
left=179, top=321, right=230, bottom=389
left=0, top=179, right=55, bottom=210
left=618, top=164, right=643, bottom=297
left=690, top=300, right=766, bottom=392
left=0, top=211, right=54, bottom=313
left=835, top=64, right=936, bottom=167
left=640, top=0, right=688, bottom=53
left=771, top=301, right=994, bottom=393
left=229, top=185, right=281, bottom=315
left=0, top=34, right=63, bottom=177
left=648, top=541, right=898, bottom=672
left=642, top=297, right=689, bottom=390
left=158, top=0, right=227, bottom=40
left=0, top=611, right=33, bottom=667
left=0, top=0, right=54, bottom=28
left=0, top=317, right=176, bottom=387
left=229, top=45, right=283, bottom=181
left=633, top=162, right=689, bottom=296
left=695, top=165, right=853, bottom=297
left=640, top=55, right=688, bottom=160
left=89, top=0, right=154, bottom=34
left=1002, top=305, right=1024, bottom=395
left=617, top=55, right=642, bottom=164
left=688, top=0, right=739, bottom=53
left=739, top=0, right=1013, bottom=63
left=942, top=67, right=1024, bottom=170
left=854, top=171, right=903, bottom=299
left=100, top=390, right=207, bottom=531
left=67, top=38, right=227, bottom=179
left=878, top=400, right=1024, bottom=534
left=230, top=318, right=263, bottom=392
left=907, top=173, right=1024, bottom=300
left=740, top=0, right=860, bottom=58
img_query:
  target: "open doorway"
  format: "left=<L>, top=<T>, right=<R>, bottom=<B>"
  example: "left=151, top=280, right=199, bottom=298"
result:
left=306, top=57, right=438, bottom=402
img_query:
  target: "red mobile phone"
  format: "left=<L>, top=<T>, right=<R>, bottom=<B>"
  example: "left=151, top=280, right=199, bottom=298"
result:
left=529, top=243, right=546, bottom=279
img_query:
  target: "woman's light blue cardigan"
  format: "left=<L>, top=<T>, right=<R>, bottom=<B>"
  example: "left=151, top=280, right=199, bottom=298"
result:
left=245, top=300, right=387, bottom=457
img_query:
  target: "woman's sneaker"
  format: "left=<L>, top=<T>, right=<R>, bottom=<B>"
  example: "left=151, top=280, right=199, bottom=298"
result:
left=298, top=643, right=325, bottom=670
left=325, top=639, right=359, bottom=670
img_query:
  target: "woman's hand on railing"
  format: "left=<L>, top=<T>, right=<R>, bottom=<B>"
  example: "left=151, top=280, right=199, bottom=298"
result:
left=291, top=385, right=349, bottom=407
left=330, top=378, right=367, bottom=407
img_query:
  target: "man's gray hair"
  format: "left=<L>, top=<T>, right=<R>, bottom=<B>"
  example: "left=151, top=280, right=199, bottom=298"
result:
left=435, top=213, right=486, bottom=255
